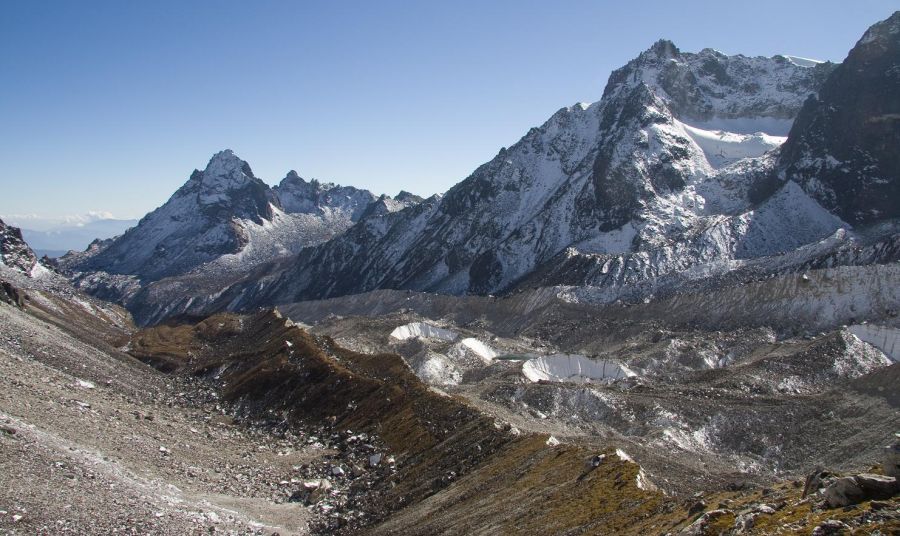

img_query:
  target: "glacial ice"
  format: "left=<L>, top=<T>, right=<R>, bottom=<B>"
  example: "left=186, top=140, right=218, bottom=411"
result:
left=389, top=322, right=458, bottom=342
left=847, top=324, right=900, bottom=363
left=522, top=354, right=636, bottom=384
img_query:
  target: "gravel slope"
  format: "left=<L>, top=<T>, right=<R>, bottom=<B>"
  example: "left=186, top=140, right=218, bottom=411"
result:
left=0, top=301, right=318, bottom=535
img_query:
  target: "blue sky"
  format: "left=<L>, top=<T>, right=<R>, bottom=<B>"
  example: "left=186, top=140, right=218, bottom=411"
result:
left=0, top=1, right=895, bottom=220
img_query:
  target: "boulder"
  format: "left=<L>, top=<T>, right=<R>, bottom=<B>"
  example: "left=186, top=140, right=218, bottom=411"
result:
left=680, top=510, right=732, bottom=535
left=0, top=281, right=25, bottom=308
left=289, top=479, right=332, bottom=505
left=823, top=473, right=899, bottom=508
left=884, top=435, right=900, bottom=478
left=811, top=519, right=849, bottom=536
left=802, top=468, right=834, bottom=498
left=733, top=512, right=755, bottom=533
left=855, top=473, right=900, bottom=496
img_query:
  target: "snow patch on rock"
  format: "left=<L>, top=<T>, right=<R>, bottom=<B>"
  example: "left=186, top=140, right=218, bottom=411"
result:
left=836, top=330, right=894, bottom=377
left=782, top=55, right=824, bottom=68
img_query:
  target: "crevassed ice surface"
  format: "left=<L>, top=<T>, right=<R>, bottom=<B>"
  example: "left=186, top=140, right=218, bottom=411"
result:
left=522, top=354, right=636, bottom=383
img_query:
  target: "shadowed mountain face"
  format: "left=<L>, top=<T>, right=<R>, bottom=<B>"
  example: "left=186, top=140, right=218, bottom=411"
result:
left=777, top=11, right=900, bottom=225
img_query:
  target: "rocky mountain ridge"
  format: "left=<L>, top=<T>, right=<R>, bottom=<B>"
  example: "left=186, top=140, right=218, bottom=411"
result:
left=3, top=12, right=899, bottom=535
left=59, top=150, right=420, bottom=317
left=0, top=217, right=39, bottom=275
left=62, top=14, right=900, bottom=327
left=61, top=150, right=400, bottom=280
left=213, top=35, right=858, bottom=311
left=209, top=15, right=896, bottom=316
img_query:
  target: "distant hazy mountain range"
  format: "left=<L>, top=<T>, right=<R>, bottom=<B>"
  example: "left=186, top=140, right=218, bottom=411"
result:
left=1, top=214, right=138, bottom=258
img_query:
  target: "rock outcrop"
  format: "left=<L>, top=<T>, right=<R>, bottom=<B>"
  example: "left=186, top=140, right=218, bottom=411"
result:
left=0, top=217, right=38, bottom=274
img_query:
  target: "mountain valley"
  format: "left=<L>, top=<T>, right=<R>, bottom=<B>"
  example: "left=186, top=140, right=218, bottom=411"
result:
left=2, top=11, right=899, bottom=536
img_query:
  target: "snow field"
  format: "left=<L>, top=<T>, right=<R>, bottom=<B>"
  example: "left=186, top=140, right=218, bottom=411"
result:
left=679, top=121, right=786, bottom=169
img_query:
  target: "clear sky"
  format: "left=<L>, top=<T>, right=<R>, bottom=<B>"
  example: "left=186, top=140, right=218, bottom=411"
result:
left=1, top=1, right=895, bottom=220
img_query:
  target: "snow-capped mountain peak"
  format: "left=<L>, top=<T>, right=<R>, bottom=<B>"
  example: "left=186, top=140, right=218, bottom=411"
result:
left=62, top=150, right=356, bottom=281
left=646, top=38, right=680, bottom=60
left=195, top=149, right=259, bottom=205
left=60, top=15, right=899, bottom=327
left=59, top=150, right=401, bottom=314
left=602, top=39, right=836, bottom=135
left=204, top=148, right=252, bottom=177
left=203, top=35, right=861, bottom=309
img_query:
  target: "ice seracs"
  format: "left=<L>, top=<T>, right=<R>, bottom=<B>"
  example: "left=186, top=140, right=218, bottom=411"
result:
left=414, top=351, right=463, bottom=386
left=389, top=322, right=458, bottom=342
left=846, top=324, right=900, bottom=363
left=448, top=337, right=498, bottom=362
left=384, top=319, right=505, bottom=386
left=522, top=354, right=636, bottom=384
